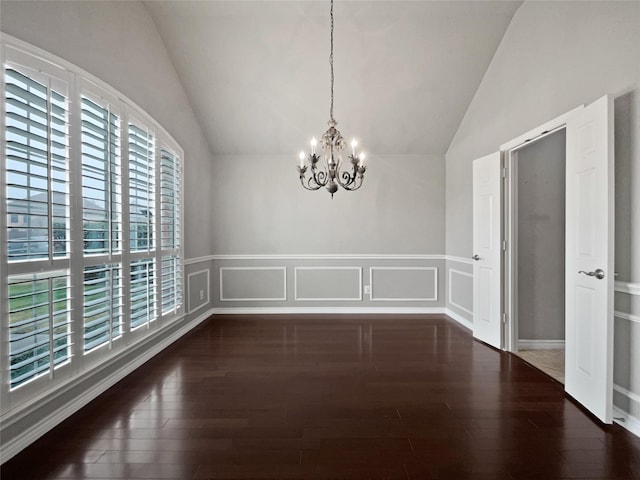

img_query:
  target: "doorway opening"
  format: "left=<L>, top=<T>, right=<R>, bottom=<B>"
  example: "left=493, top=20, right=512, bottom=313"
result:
left=506, top=128, right=567, bottom=383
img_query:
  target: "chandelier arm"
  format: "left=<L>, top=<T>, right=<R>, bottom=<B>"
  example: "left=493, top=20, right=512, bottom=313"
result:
left=336, top=165, right=356, bottom=188
left=343, top=174, right=365, bottom=191
left=300, top=177, right=323, bottom=191
left=300, top=170, right=324, bottom=190
left=312, top=166, right=329, bottom=187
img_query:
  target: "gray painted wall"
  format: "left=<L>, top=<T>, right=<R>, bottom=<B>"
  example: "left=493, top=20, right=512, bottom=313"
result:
left=210, top=153, right=445, bottom=255
left=517, top=130, right=566, bottom=341
left=207, top=151, right=446, bottom=313
left=0, top=0, right=215, bottom=259
left=445, top=0, right=640, bottom=420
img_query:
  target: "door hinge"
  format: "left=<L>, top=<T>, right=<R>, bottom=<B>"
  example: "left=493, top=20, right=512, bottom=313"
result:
left=502, top=313, right=508, bottom=324
left=502, top=240, right=507, bottom=251
left=502, top=167, right=507, bottom=178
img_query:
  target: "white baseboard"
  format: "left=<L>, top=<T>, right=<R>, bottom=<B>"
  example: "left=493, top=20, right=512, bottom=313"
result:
left=518, top=339, right=565, bottom=350
left=210, top=307, right=475, bottom=333
left=211, top=307, right=445, bottom=315
left=444, top=308, right=473, bottom=331
left=0, top=308, right=214, bottom=464
left=613, top=406, right=640, bottom=438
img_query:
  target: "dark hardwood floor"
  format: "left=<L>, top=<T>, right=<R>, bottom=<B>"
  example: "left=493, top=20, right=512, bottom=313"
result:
left=2, top=314, right=639, bottom=479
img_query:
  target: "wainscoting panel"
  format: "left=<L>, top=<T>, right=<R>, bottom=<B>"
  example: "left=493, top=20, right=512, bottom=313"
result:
left=210, top=255, right=446, bottom=308
left=448, top=268, right=473, bottom=315
left=187, top=269, right=210, bottom=313
left=370, top=267, right=438, bottom=301
left=220, top=267, right=287, bottom=301
left=295, top=267, right=362, bottom=301
left=445, top=258, right=473, bottom=322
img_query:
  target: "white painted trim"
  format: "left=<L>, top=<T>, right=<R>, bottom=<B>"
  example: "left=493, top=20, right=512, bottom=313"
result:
left=614, top=383, right=640, bottom=405
left=211, top=307, right=445, bottom=315
left=0, top=308, right=214, bottom=463
left=448, top=269, right=473, bottom=315
left=294, top=267, right=363, bottom=301
left=446, top=255, right=474, bottom=265
left=187, top=254, right=445, bottom=263
left=187, top=269, right=210, bottom=314
left=219, top=267, right=287, bottom=302
left=370, top=267, right=438, bottom=302
left=615, top=281, right=640, bottom=296
left=499, top=106, right=583, bottom=151
left=444, top=308, right=473, bottom=331
left=517, top=339, right=566, bottom=350
left=185, top=253, right=478, bottom=265
left=614, top=310, right=640, bottom=324
left=613, top=406, right=640, bottom=438
left=184, top=255, right=214, bottom=266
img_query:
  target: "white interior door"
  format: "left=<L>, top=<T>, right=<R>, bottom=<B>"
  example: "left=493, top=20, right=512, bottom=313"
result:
left=472, top=152, right=502, bottom=349
left=565, top=95, right=614, bottom=424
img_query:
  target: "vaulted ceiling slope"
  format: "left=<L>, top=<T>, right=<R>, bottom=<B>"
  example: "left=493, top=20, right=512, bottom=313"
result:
left=145, top=1, right=522, bottom=156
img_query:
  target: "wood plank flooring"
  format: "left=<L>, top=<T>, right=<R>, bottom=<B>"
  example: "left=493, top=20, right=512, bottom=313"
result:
left=2, top=314, right=639, bottom=479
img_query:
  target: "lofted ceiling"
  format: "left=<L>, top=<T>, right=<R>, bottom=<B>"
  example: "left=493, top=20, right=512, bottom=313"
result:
left=145, top=0, right=522, bottom=156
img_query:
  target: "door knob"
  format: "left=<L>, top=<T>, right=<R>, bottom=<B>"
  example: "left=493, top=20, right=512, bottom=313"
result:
left=578, top=269, right=605, bottom=280
left=472, top=255, right=481, bottom=261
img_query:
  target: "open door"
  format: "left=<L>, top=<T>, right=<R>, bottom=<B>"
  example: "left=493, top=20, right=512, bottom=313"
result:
left=472, top=152, right=502, bottom=349
left=565, top=95, right=614, bottom=424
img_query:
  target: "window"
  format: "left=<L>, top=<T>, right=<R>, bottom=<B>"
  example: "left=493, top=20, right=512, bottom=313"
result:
left=130, top=258, right=156, bottom=329
left=83, top=264, right=123, bottom=353
left=8, top=272, right=71, bottom=388
left=2, top=42, right=183, bottom=397
left=81, top=96, right=121, bottom=255
left=160, top=147, right=182, bottom=314
left=5, top=66, right=69, bottom=261
left=128, top=123, right=155, bottom=252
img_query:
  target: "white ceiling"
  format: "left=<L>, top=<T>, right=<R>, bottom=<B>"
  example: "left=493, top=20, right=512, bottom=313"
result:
left=145, top=0, right=522, bottom=156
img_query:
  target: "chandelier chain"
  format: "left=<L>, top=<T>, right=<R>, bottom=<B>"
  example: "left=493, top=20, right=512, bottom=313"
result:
left=329, top=0, right=334, bottom=122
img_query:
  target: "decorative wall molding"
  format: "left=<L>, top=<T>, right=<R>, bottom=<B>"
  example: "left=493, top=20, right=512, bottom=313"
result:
left=187, top=269, right=210, bottom=314
left=448, top=268, right=473, bottom=315
left=219, top=267, right=287, bottom=302
left=615, top=281, right=640, bottom=296
left=370, top=267, right=438, bottom=302
left=615, top=310, right=640, bottom=324
left=517, top=339, right=565, bottom=350
left=0, top=308, right=214, bottom=464
left=185, top=255, right=215, bottom=265
left=187, top=254, right=446, bottom=263
left=614, top=383, right=640, bottom=406
left=294, top=267, right=362, bottom=301
left=446, top=255, right=474, bottom=265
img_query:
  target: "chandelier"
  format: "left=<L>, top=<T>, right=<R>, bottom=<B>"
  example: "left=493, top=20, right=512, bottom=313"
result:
left=297, top=0, right=366, bottom=198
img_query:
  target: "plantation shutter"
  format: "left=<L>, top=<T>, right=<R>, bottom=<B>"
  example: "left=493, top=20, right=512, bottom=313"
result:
left=81, top=96, right=122, bottom=255
left=160, top=147, right=182, bottom=314
left=128, top=123, right=155, bottom=253
left=83, top=264, right=123, bottom=353
left=8, top=271, right=72, bottom=388
left=5, top=67, right=69, bottom=261
left=130, top=258, right=156, bottom=329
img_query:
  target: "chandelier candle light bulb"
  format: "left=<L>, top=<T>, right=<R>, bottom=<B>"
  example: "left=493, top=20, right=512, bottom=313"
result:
left=297, top=0, right=367, bottom=198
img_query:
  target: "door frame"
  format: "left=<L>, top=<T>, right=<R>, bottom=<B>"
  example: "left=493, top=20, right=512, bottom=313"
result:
left=500, top=107, right=583, bottom=353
